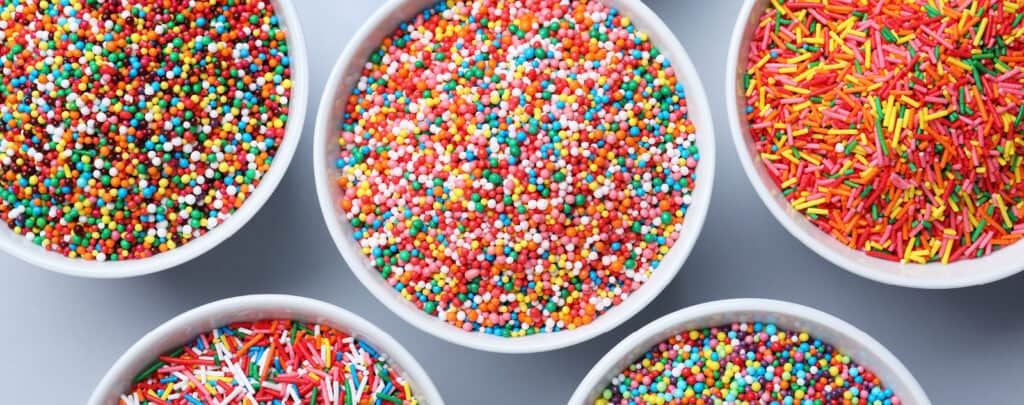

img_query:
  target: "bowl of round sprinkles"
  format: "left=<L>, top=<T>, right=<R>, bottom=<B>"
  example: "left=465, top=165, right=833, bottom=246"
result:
left=570, top=299, right=930, bottom=405
left=89, top=295, right=444, bottom=405
left=727, top=0, right=1024, bottom=288
left=314, top=0, right=715, bottom=352
left=0, top=0, right=308, bottom=277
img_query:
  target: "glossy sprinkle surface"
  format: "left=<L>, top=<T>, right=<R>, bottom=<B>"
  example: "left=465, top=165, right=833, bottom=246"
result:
left=122, top=320, right=419, bottom=405
left=336, top=0, right=700, bottom=337
left=597, top=323, right=899, bottom=405
left=0, top=0, right=293, bottom=261
left=744, top=0, right=1024, bottom=264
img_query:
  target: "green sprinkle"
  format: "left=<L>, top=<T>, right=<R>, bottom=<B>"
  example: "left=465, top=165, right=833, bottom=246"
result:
left=971, top=219, right=986, bottom=242
left=376, top=393, right=404, bottom=404
left=881, top=27, right=898, bottom=43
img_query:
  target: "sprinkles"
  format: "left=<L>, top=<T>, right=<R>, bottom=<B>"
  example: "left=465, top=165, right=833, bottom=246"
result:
left=121, top=320, right=419, bottom=405
left=336, top=0, right=699, bottom=337
left=744, top=0, right=1024, bottom=264
left=596, top=323, right=899, bottom=405
left=0, top=1, right=293, bottom=261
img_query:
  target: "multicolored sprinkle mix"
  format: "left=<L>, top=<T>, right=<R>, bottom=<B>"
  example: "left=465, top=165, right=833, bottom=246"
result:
left=335, top=0, right=700, bottom=337
left=122, top=320, right=419, bottom=405
left=744, top=0, right=1024, bottom=264
left=597, top=323, right=899, bottom=405
left=0, top=0, right=293, bottom=261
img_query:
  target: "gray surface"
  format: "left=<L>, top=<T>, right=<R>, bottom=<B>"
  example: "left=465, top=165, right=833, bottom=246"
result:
left=2, top=1, right=1022, bottom=404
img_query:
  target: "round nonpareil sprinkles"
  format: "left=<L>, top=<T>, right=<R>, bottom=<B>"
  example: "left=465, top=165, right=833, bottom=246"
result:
left=122, top=320, right=419, bottom=405
left=596, top=323, right=899, bottom=405
left=0, top=1, right=293, bottom=261
left=744, top=0, right=1024, bottom=264
left=335, top=0, right=699, bottom=337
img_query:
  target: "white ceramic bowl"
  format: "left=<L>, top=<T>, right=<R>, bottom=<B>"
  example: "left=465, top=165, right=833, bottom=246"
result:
left=570, top=298, right=931, bottom=404
left=89, top=294, right=444, bottom=405
left=0, top=0, right=309, bottom=279
left=314, top=0, right=716, bottom=353
left=726, top=0, right=1024, bottom=289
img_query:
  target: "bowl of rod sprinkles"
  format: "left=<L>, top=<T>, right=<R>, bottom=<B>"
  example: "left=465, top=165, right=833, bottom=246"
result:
left=0, top=0, right=308, bottom=277
left=727, top=0, right=1024, bottom=288
left=570, top=299, right=931, bottom=405
left=89, top=295, right=444, bottom=405
left=314, top=0, right=715, bottom=352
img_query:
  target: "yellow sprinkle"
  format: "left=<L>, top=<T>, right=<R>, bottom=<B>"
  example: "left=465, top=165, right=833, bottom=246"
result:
left=994, top=194, right=1012, bottom=227
left=924, top=109, right=952, bottom=122
left=836, top=17, right=856, bottom=36
left=899, top=95, right=920, bottom=108
left=780, top=150, right=801, bottom=164
left=786, top=53, right=814, bottom=64
left=928, top=239, right=943, bottom=258
left=793, top=198, right=827, bottom=211
left=946, top=57, right=971, bottom=71
left=784, top=85, right=811, bottom=95
left=974, top=18, right=989, bottom=46
left=859, top=166, right=878, bottom=181
left=902, top=238, right=916, bottom=262
left=941, top=240, right=954, bottom=264
left=884, top=95, right=897, bottom=129
left=864, top=39, right=872, bottom=69
left=794, top=68, right=819, bottom=82
left=827, top=129, right=859, bottom=135
left=749, top=54, right=772, bottom=74
left=891, top=111, right=904, bottom=148
left=907, top=251, right=928, bottom=264
left=801, top=152, right=822, bottom=165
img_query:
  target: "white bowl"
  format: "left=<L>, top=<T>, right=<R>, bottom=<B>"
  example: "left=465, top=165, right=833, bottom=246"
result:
left=313, top=0, right=716, bottom=353
left=0, top=0, right=309, bottom=279
left=570, top=298, right=931, bottom=405
left=88, top=294, right=445, bottom=405
left=725, top=0, right=1024, bottom=289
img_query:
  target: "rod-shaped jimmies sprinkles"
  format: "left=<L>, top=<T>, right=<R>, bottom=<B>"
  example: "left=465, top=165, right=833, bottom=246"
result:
left=122, top=320, right=419, bottom=405
left=745, top=0, right=1024, bottom=264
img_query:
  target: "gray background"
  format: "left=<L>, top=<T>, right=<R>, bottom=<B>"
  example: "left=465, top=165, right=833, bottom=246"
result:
left=2, top=1, right=1022, bottom=403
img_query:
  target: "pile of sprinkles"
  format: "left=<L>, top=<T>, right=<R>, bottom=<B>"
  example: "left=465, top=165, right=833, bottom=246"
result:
left=0, top=0, right=293, bottom=261
left=596, top=323, right=899, bottom=405
left=744, top=0, right=1024, bottom=263
left=336, top=0, right=700, bottom=337
left=122, top=320, right=419, bottom=405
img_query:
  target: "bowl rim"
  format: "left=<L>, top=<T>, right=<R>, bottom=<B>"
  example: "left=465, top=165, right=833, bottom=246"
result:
left=87, top=294, right=446, bottom=405
left=312, top=0, right=716, bottom=353
left=0, top=0, right=310, bottom=279
left=568, top=298, right=932, bottom=405
left=724, top=0, right=1024, bottom=289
